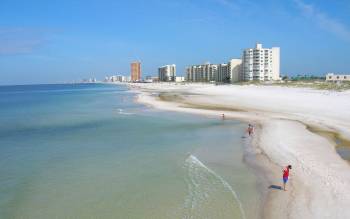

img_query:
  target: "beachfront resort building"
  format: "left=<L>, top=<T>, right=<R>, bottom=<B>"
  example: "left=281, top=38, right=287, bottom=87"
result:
left=158, top=64, right=176, bottom=82
left=186, top=63, right=218, bottom=82
left=182, top=42, right=281, bottom=83
left=326, top=73, right=350, bottom=82
left=130, top=61, right=141, bottom=82
left=216, top=59, right=242, bottom=83
left=186, top=59, right=241, bottom=83
left=241, top=43, right=280, bottom=81
left=216, top=63, right=229, bottom=83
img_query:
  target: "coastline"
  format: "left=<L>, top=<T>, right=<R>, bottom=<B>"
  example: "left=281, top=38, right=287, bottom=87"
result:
left=129, top=83, right=350, bottom=219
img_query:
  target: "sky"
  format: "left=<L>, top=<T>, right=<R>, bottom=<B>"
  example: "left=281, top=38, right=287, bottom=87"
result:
left=0, top=0, right=349, bottom=85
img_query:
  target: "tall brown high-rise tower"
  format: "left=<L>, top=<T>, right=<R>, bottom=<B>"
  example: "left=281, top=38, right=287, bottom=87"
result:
left=130, top=61, right=141, bottom=81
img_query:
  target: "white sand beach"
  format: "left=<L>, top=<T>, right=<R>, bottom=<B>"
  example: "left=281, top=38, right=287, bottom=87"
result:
left=129, top=83, right=350, bottom=219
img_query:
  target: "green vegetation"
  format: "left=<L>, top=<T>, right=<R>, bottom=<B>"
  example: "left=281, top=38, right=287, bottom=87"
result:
left=272, top=81, right=350, bottom=91
left=234, top=79, right=350, bottom=91
left=289, top=75, right=326, bottom=81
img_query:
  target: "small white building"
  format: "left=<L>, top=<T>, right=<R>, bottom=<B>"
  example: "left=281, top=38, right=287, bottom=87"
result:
left=326, top=73, right=350, bottom=82
left=175, top=76, right=185, bottom=82
left=158, top=64, right=176, bottom=82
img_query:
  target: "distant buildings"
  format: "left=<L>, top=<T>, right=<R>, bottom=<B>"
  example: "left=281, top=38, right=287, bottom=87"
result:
left=241, top=43, right=280, bottom=81
left=99, top=42, right=281, bottom=84
left=186, top=63, right=218, bottom=82
left=326, top=73, right=350, bottom=82
left=131, top=61, right=141, bottom=81
left=186, top=43, right=280, bottom=83
left=158, top=64, right=176, bottom=82
left=145, top=76, right=159, bottom=83
left=82, top=78, right=97, bottom=83
left=104, top=75, right=129, bottom=82
left=116, top=75, right=127, bottom=82
left=186, top=59, right=242, bottom=83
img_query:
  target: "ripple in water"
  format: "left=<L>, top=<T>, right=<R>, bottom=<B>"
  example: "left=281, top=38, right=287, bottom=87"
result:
left=182, top=155, right=246, bottom=219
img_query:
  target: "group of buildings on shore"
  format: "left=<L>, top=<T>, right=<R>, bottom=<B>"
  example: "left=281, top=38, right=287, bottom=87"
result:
left=102, top=42, right=349, bottom=84
left=186, top=43, right=280, bottom=83
left=103, top=43, right=281, bottom=84
left=159, top=43, right=280, bottom=83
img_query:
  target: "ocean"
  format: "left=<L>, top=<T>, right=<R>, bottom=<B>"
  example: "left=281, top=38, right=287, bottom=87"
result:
left=0, top=84, right=260, bottom=219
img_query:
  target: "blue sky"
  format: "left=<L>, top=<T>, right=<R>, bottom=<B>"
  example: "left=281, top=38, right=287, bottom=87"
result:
left=0, top=0, right=349, bottom=85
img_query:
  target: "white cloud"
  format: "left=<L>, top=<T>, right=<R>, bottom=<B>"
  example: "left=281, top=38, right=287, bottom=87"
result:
left=293, top=0, right=350, bottom=41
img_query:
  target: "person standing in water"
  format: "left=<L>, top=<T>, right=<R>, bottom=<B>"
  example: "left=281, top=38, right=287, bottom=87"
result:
left=283, top=165, right=292, bottom=191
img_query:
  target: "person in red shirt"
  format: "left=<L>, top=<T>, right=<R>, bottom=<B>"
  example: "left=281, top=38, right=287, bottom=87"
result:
left=283, top=165, right=292, bottom=191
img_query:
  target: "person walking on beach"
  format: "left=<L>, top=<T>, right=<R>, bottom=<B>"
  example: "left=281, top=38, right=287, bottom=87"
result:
left=283, top=165, right=292, bottom=191
left=221, top=113, right=225, bottom=120
left=247, top=124, right=254, bottom=136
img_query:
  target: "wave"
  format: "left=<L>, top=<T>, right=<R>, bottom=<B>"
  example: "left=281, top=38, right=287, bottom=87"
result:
left=116, top=108, right=134, bottom=115
left=182, top=155, right=246, bottom=219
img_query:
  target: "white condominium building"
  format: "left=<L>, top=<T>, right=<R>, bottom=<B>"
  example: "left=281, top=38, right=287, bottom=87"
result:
left=242, top=43, right=280, bottom=81
left=186, top=63, right=218, bottom=82
left=158, top=64, right=176, bottom=82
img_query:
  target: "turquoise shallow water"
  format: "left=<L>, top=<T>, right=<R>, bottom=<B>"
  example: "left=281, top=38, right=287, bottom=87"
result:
left=0, top=84, right=260, bottom=219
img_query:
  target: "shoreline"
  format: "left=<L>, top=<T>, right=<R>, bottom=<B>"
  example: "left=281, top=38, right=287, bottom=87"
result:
left=129, top=83, right=350, bottom=219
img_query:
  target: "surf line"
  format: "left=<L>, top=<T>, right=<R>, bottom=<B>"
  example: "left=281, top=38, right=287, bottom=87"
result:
left=117, top=108, right=134, bottom=115
left=187, top=155, right=247, bottom=219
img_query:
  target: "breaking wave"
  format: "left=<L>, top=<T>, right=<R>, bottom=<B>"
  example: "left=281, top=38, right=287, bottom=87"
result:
left=116, top=108, right=134, bottom=115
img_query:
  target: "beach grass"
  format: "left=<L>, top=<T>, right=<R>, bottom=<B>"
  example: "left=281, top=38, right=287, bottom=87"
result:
left=234, top=81, right=350, bottom=91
